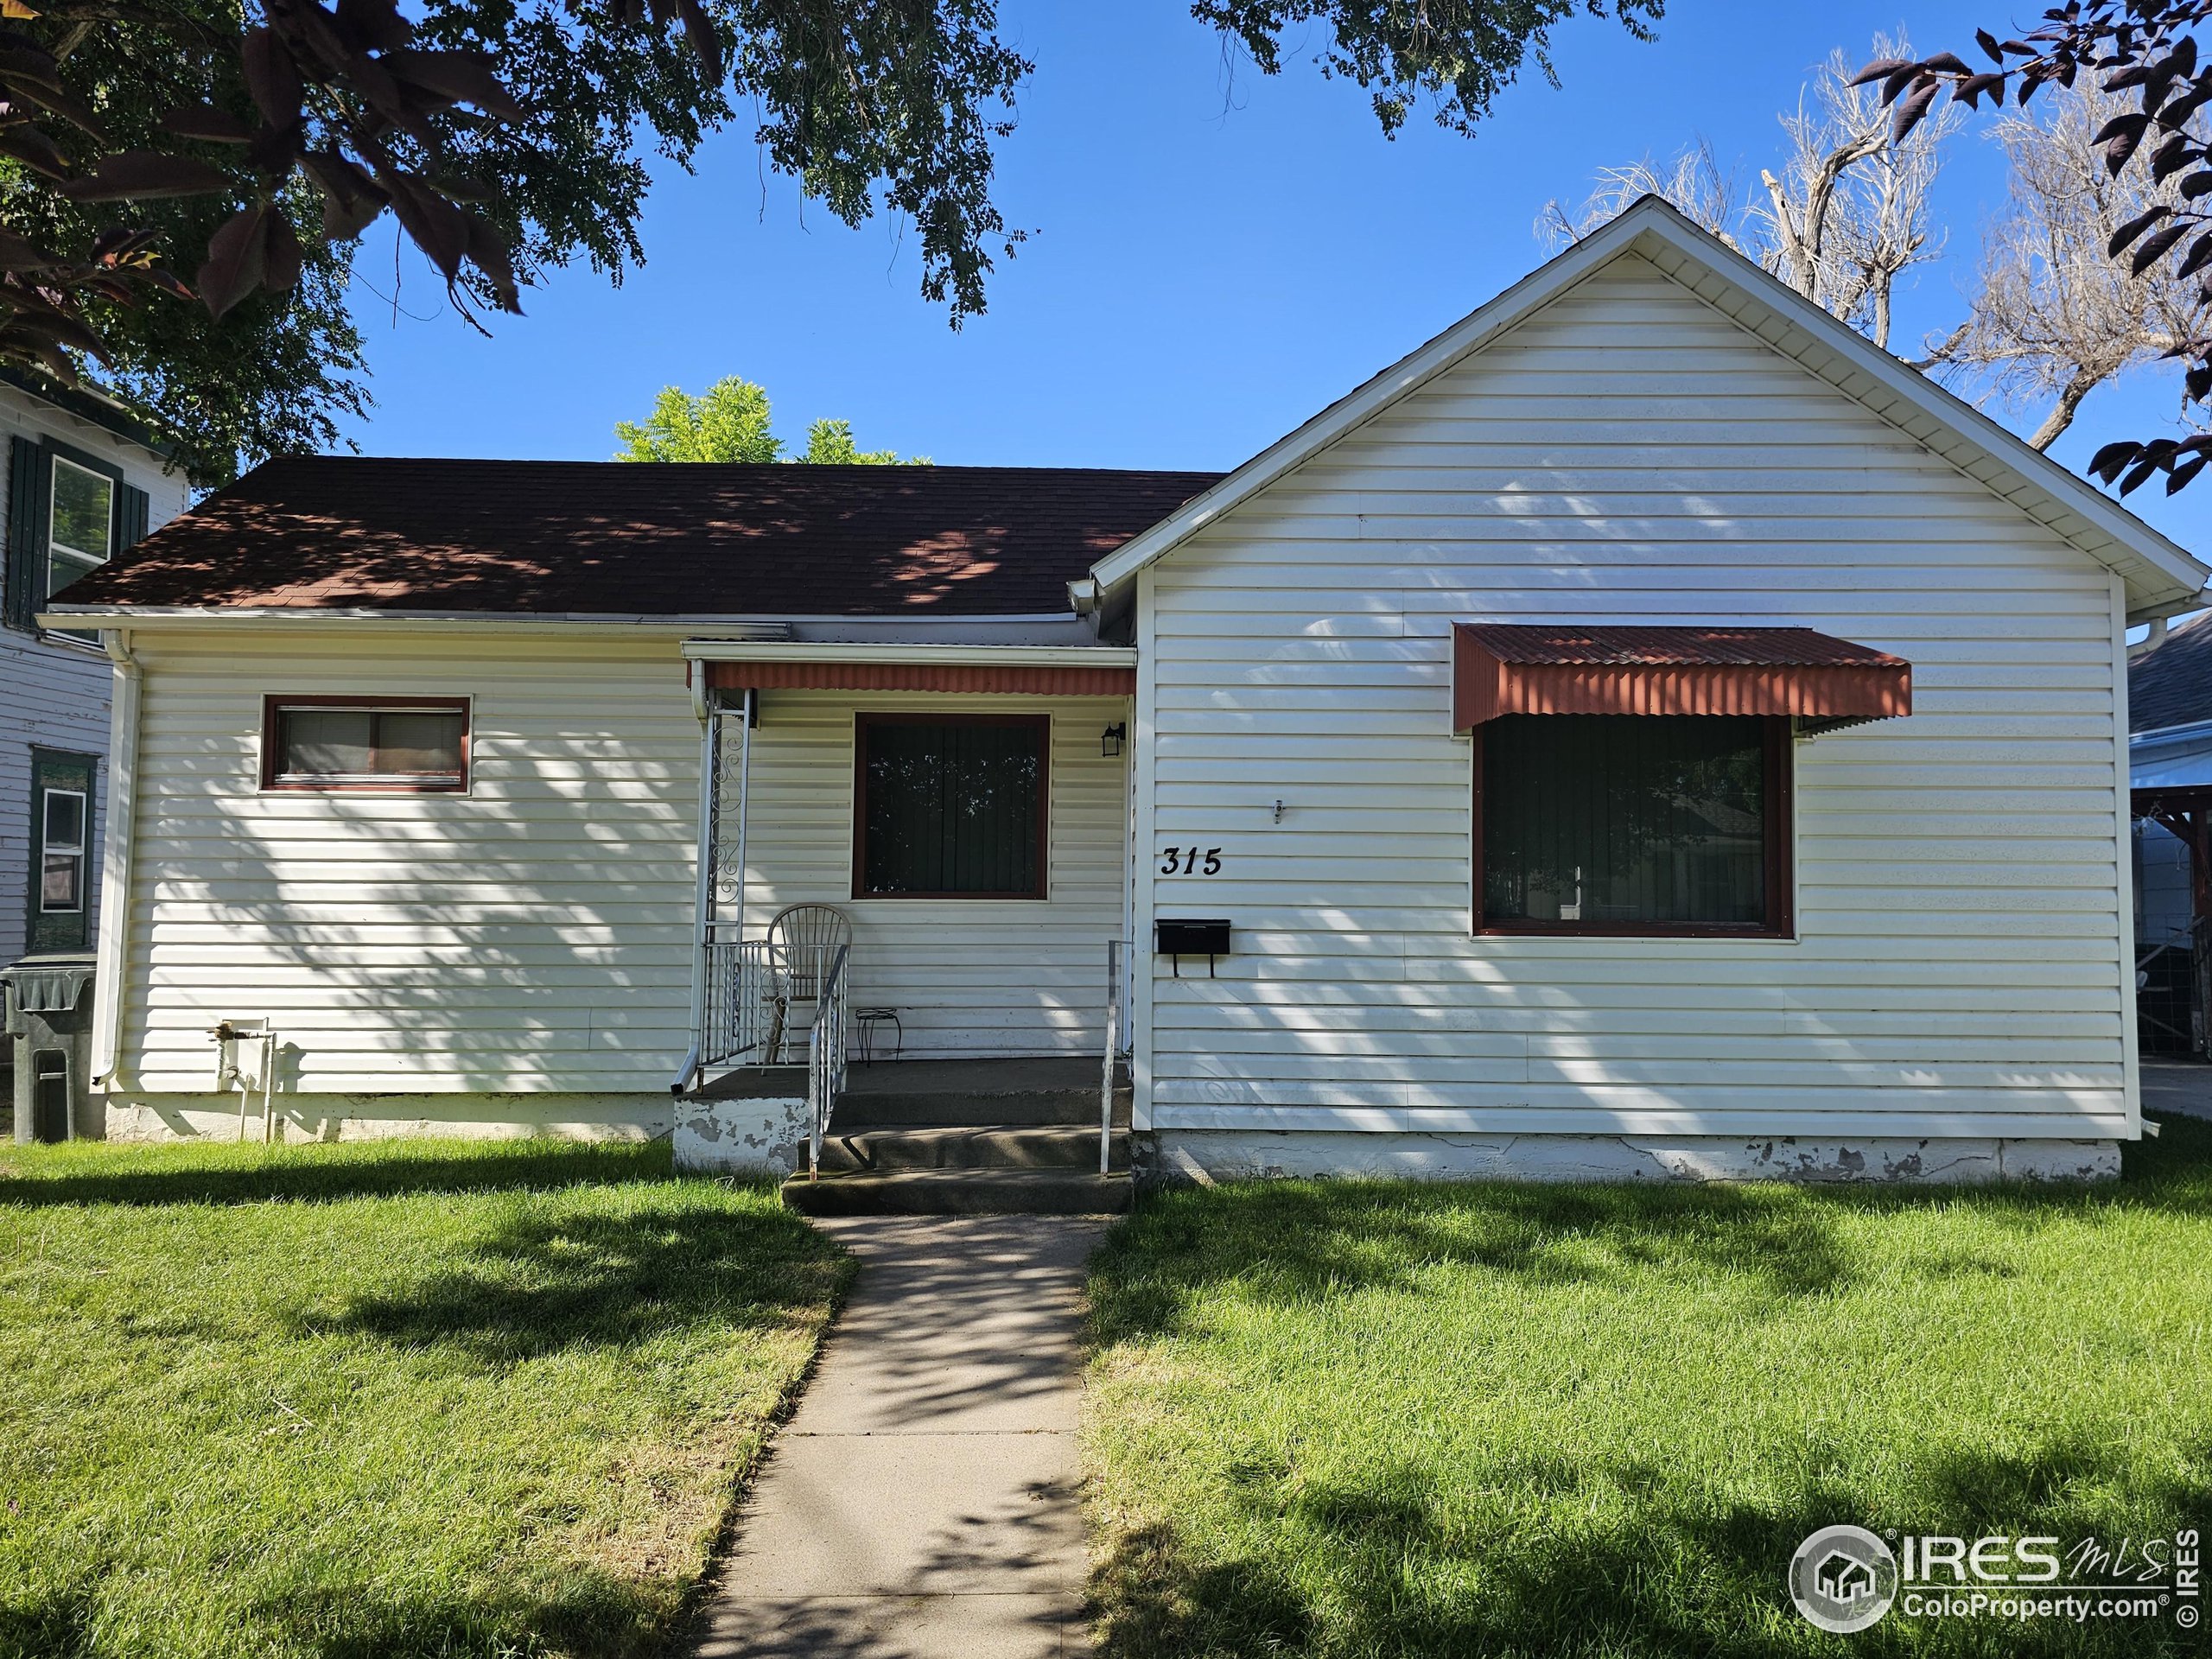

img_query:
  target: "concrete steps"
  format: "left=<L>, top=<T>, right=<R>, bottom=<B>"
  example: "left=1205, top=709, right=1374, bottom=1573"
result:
left=781, top=1166, right=1133, bottom=1217
left=815, top=1123, right=1124, bottom=1173
left=779, top=1058, right=1133, bottom=1215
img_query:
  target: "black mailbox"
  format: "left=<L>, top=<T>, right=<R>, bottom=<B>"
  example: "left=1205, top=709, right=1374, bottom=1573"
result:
left=1155, top=918, right=1230, bottom=976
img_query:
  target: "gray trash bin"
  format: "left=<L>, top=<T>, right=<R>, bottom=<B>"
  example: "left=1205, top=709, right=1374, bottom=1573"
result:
left=4, top=953, right=98, bottom=1144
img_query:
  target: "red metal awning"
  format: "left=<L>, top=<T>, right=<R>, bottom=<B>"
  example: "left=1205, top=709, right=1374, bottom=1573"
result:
left=705, top=659, right=1135, bottom=696
left=1452, top=623, right=1910, bottom=734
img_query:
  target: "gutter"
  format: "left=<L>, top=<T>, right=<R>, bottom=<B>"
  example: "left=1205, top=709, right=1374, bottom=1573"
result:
left=89, top=627, right=141, bottom=1088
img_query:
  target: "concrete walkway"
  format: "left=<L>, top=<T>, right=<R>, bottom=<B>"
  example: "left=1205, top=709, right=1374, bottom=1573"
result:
left=693, top=1216, right=1105, bottom=1659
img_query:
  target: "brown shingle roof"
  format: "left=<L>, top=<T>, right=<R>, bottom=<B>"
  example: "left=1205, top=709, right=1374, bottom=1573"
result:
left=54, top=457, right=1225, bottom=617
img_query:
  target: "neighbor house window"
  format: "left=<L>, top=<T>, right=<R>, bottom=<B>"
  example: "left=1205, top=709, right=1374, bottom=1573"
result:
left=854, top=714, right=1048, bottom=899
left=27, top=748, right=96, bottom=952
left=48, top=455, right=114, bottom=604
left=40, top=787, right=86, bottom=912
left=1475, top=715, right=1789, bottom=937
left=3, top=439, right=149, bottom=643
left=261, top=697, right=470, bottom=791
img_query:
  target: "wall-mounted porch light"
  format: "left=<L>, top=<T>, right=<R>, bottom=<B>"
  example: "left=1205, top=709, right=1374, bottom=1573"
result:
left=1102, top=722, right=1127, bottom=758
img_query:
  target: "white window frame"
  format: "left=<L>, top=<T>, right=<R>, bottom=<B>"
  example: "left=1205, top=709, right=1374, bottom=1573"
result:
left=39, top=785, right=87, bottom=915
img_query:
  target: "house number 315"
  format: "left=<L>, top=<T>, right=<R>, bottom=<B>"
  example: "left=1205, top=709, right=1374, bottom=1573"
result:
left=1160, top=846, right=1222, bottom=875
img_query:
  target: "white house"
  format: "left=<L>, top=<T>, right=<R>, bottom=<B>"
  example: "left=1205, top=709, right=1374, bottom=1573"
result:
left=46, top=201, right=2210, bottom=1187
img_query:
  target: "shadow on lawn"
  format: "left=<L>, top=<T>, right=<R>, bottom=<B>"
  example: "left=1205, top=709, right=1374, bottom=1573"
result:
left=1093, top=1118, right=2212, bottom=1340
left=1091, top=1443, right=2209, bottom=1659
left=0, top=1140, right=673, bottom=1210
left=302, top=1198, right=842, bottom=1363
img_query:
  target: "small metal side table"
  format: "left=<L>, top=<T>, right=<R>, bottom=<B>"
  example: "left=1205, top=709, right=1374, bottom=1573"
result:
left=853, top=1007, right=903, bottom=1065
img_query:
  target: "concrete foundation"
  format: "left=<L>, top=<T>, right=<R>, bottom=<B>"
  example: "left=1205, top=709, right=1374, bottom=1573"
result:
left=102, top=1091, right=671, bottom=1144
left=674, top=1091, right=810, bottom=1176
left=1141, top=1129, right=2124, bottom=1186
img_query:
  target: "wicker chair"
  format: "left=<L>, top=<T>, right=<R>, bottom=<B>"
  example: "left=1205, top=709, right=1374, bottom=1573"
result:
left=765, top=903, right=852, bottom=1063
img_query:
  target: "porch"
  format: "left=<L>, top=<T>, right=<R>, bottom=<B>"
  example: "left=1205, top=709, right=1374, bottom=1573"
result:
left=671, top=639, right=1139, bottom=1210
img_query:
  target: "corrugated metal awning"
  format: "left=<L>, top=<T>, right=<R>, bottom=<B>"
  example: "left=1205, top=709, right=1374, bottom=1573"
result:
left=1452, top=623, right=1911, bottom=734
left=705, top=659, right=1134, bottom=696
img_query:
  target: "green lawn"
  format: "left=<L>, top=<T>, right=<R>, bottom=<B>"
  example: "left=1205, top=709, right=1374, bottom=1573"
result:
left=0, top=1137, right=851, bottom=1659
left=1085, top=1122, right=2212, bottom=1658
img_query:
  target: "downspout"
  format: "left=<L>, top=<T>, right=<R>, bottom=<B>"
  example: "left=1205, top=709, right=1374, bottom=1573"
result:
left=672, top=668, right=715, bottom=1095
left=90, top=626, right=140, bottom=1088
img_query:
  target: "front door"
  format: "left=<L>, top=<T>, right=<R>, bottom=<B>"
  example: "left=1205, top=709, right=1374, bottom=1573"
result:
left=27, top=748, right=94, bottom=955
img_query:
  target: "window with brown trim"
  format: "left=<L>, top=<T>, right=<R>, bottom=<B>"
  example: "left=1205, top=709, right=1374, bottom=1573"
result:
left=261, top=696, right=470, bottom=791
left=853, top=714, right=1048, bottom=899
left=1474, top=714, right=1791, bottom=938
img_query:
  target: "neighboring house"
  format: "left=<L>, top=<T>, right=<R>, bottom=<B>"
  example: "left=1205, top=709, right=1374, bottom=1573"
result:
left=46, top=200, right=2211, bottom=1181
left=2125, top=613, right=2212, bottom=1052
left=1, top=375, right=186, bottom=968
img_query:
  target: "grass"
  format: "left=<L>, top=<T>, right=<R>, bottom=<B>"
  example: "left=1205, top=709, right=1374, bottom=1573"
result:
left=1085, top=1120, right=2212, bottom=1658
left=0, top=1136, right=851, bottom=1659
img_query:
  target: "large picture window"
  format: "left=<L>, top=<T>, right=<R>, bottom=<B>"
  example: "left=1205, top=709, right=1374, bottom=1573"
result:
left=261, top=697, right=469, bottom=791
left=854, top=714, right=1048, bottom=899
left=1476, top=715, right=1790, bottom=937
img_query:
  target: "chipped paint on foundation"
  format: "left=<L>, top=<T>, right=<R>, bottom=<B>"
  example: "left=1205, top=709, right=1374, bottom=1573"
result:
left=1141, top=1130, right=2122, bottom=1186
left=673, top=1095, right=810, bottom=1176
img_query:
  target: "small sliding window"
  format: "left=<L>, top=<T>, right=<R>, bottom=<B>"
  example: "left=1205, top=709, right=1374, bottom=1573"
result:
left=261, top=696, right=470, bottom=791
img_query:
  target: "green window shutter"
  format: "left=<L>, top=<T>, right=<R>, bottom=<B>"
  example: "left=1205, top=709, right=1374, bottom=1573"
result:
left=4, top=436, right=48, bottom=632
left=117, top=480, right=149, bottom=550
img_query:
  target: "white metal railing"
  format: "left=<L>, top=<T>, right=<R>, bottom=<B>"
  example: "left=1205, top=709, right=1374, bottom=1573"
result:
left=1101, top=938, right=1123, bottom=1175
left=701, top=926, right=776, bottom=1071
left=806, top=944, right=851, bottom=1180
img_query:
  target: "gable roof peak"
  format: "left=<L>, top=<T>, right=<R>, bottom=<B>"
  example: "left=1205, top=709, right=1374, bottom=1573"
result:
left=1082, top=194, right=2208, bottom=620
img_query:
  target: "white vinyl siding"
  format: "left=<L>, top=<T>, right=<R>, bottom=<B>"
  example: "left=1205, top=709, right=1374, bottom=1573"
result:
left=1139, top=251, right=2134, bottom=1141
left=109, top=635, right=1128, bottom=1096
left=113, top=630, right=698, bottom=1095
left=728, top=690, right=1129, bottom=1056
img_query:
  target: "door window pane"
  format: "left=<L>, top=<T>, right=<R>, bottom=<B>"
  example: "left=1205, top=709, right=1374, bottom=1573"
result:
left=859, top=718, right=1046, bottom=896
left=1482, top=715, right=1770, bottom=929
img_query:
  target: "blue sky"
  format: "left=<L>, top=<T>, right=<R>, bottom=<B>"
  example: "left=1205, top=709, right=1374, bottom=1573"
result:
left=336, top=1, right=2212, bottom=555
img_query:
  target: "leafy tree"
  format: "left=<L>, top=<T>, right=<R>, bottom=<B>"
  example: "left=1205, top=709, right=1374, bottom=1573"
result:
left=1866, top=3, right=2212, bottom=493
left=0, top=1, right=1663, bottom=484
left=614, top=376, right=919, bottom=462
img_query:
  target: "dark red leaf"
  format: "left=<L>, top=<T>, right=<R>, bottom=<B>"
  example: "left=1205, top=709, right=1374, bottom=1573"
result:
left=2133, top=220, right=2192, bottom=271
left=262, top=212, right=302, bottom=292
left=2090, top=440, right=2142, bottom=483
left=380, top=48, right=526, bottom=124
left=2177, top=233, right=2212, bottom=283
left=335, top=0, right=412, bottom=53
left=240, top=27, right=304, bottom=129
left=57, top=150, right=232, bottom=201
left=302, top=149, right=388, bottom=241
left=0, top=124, right=70, bottom=181
left=1976, top=28, right=2004, bottom=65
left=159, top=105, right=255, bottom=143
left=674, top=0, right=723, bottom=84
left=2166, top=456, right=2207, bottom=493
left=0, top=229, right=59, bottom=270
left=197, top=203, right=270, bottom=320
left=1923, top=52, right=1973, bottom=75
left=384, top=172, right=467, bottom=283
left=2120, top=455, right=2163, bottom=494
left=1891, top=77, right=1942, bottom=142
left=2110, top=202, right=2171, bottom=255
